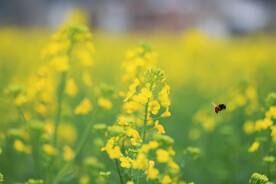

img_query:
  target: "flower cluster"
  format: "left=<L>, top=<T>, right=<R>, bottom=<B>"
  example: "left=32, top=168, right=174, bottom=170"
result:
left=248, top=93, right=276, bottom=182
left=102, top=67, right=181, bottom=183
left=249, top=173, right=270, bottom=184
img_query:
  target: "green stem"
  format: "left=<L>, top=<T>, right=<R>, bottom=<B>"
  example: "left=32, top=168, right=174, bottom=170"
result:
left=17, top=107, right=40, bottom=178
left=53, top=72, right=67, bottom=146
left=137, top=100, right=149, bottom=184
left=52, top=112, right=96, bottom=184
left=115, top=159, right=124, bottom=184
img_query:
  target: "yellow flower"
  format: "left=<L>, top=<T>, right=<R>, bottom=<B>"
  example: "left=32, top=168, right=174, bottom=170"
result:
left=109, top=146, right=122, bottom=159
left=147, top=167, right=159, bottom=179
left=79, top=175, right=90, bottom=184
left=156, top=149, right=170, bottom=163
left=98, top=97, right=113, bottom=110
left=14, top=139, right=25, bottom=152
left=168, top=160, right=179, bottom=169
left=141, top=88, right=152, bottom=99
left=66, top=79, right=78, bottom=97
left=118, top=117, right=129, bottom=126
left=266, top=106, right=276, bottom=119
left=132, top=153, right=148, bottom=169
left=63, top=145, right=75, bottom=161
left=75, top=98, right=93, bottom=115
left=35, top=103, right=48, bottom=116
left=248, top=142, right=259, bottom=152
left=255, top=118, right=273, bottom=131
left=149, top=160, right=155, bottom=168
left=243, top=121, right=255, bottom=135
left=154, top=120, right=165, bottom=134
left=148, top=141, right=159, bottom=149
left=49, top=56, right=70, bottom=72
left=162, top=175, right=172, bottom=184
left=129, top=79, right=140, bottom=91
left=148, top=100, right=160, bottom=115
left=159, top=85, right=171, bottom=107
left=123, top=101, right=139, bottom=113
left=14, top=94, right=27, bottom=106
left=126, top=181, right=134, bottom=184
left=43, top=144, right=58, bottom=156
left=120, top=157, right=132, bottom=168
left=161, top=108, right=171, bottom=117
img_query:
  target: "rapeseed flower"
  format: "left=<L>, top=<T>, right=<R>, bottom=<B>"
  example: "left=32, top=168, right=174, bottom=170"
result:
left=248, top=142, right=260, bottom=152
left=75, top=98, right=93, bottom=114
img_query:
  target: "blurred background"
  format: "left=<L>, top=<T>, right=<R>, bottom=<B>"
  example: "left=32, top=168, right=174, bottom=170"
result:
left=1, top=1, right=276, bottom=184
left=0, top=0, right=276, bottom=35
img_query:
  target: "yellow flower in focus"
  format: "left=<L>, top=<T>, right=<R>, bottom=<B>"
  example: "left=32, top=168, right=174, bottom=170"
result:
left=159, top=92, right=171, bottom=108
left=98, top=97, right=113, bottom=110
left=248, top=142, right=259, bottom=152
left=162, top=175, right=172, bottom=184
left=148, top=100, right=160, bottom=115
left=120, top=157, right=132, bottom=168
left=49, top=56, right=70, bottom=72
left=154, top=120, right=165, bottom=134
left=66, top=79, right=78, bottom=97
left=141, top=88, right=152, bottom=99
left=123, top=101, right=139, bottom=113
left=109, top=146, right=122, bottom=159
left=161, top=108, right=171, bottom=118
left=126, top=181, right=134, bottom=184
left=243, top=121, right=255, bottom=135
left=75, top=98, right=93, bottom=114
left=156, top=149, right=170, bottom=163
left=147, top=167, right=159, bottom=179
left=63, top=145, right=75, bottom=161
left=14, top=94, right=27, bottom=106
left=118, top=117, right=129, bottom=126
left=43, top=144, right=58, bottom=156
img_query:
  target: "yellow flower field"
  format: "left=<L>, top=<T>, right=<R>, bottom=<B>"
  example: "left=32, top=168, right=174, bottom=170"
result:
left=1, top=13, right=276, bottom=184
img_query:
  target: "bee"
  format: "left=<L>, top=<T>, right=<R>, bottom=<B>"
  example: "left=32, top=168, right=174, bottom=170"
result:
left=212, top=102, right=226, bottom=114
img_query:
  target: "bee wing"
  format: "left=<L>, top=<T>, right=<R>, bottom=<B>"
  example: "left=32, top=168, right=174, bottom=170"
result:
left=211, top=102, right=217, bottom=107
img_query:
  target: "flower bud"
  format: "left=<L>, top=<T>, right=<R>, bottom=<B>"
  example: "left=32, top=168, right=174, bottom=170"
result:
left=154, top=134, right=174, bottom=146
left=263, top=156, right=275, bottom=164
left=266, top=92, right=276, bottom=107
left=249, top=173, right=269, bottom=184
